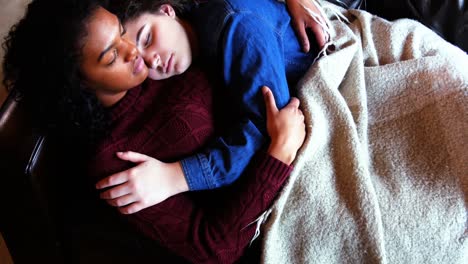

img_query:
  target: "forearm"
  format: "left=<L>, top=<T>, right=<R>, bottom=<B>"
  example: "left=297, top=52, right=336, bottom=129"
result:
left=128, top=151, right=292, bottom=263
left=181, top=118, right=265, bottom=190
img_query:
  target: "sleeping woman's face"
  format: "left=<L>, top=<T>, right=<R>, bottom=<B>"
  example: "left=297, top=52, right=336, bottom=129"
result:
left=123, top=4, right=194, bottom=80
left=79, top=7, right=148, bottom=106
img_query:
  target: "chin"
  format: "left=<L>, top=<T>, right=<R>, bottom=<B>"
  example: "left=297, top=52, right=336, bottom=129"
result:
left=148, top=72, right=162, bottom=81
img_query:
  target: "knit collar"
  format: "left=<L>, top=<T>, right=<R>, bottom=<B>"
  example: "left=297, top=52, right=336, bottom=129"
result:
left=108, top=85, right=142, bottom=122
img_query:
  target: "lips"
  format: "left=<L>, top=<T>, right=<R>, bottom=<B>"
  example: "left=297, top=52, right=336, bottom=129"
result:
left=133, top=56, right=145, bottom=74
left=164, top=54, right=173, bottom=73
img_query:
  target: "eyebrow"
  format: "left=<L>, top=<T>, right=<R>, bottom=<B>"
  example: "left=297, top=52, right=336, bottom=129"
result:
left=136, top=24, right=146, bottom=46
left=97, top=20, right=123, bottom=62
left=97, top=44, right=114, bottom=62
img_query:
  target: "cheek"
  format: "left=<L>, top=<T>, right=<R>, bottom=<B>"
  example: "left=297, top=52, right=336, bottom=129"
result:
left=101, top=67, right=137, bottom=90
left=176, top=55, right=192, bottom=74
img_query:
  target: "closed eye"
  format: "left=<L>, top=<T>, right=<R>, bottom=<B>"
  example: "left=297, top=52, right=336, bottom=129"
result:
left=144, top=32, right=151, bottom=48
left=107, top=49, right=118, bottom=66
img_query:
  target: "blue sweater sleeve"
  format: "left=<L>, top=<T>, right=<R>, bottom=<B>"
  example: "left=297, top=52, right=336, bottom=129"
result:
left=182, top=13, right=291, bottom=191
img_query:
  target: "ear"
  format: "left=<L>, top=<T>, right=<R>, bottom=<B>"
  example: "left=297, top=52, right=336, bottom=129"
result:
left=158, top=4, right=176, bottom=18
left=80, top=78, right=96, bottom=92
left=78, top=72, right=98, bottom=92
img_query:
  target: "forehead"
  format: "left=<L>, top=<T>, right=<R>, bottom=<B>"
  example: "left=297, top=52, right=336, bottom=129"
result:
left=82, top=7, right=119, bottom=59
left=124, top=12, right=155, bottom=27
left=124, top=12, right=161, bottom=36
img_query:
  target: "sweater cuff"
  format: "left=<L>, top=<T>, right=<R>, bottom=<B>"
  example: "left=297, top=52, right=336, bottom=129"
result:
left=257, top=152, right=293, bottom=187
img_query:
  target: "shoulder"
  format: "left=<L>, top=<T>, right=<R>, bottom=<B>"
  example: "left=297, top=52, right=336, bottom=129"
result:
left=192, top=0, right=289, bottom=30
left=222, top=0, right=291, bottom=40
left=192, top=0, right=290, bottom=57
left=223, top=0, right=281, bottom=12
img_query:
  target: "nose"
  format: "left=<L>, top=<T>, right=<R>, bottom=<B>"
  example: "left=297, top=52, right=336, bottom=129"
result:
left=142, top=52, right=161, bottom=70
left=122, top=38, right=138, bottom=62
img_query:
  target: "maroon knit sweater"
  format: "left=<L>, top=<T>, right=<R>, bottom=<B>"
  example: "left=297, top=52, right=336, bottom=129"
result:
left=88, top=65, right=292, bottom=263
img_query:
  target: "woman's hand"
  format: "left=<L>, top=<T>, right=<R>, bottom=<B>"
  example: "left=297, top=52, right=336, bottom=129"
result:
left=284, top=0, right=329, bottom=52
left=262, top=86, right=306, bottom=165
left=95, top=152, right=189, bottom=214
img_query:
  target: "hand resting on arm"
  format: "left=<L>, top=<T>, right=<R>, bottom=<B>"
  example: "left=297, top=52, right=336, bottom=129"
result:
left=284, top=0, right=330, bottom=52
left=95, top=86, right=305, bottom=214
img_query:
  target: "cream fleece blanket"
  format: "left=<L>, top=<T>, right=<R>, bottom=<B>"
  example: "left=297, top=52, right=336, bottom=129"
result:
left=261, top=4, right=468, bottom=264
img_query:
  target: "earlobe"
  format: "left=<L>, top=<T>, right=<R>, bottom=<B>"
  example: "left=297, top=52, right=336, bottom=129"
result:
left=159, top=4, right=176, bottom=18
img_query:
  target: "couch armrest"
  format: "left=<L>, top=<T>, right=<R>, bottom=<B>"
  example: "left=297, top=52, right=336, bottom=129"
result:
left=365, top=0, right=467, bottom=52
left=0, top=92, right=63, bottom=263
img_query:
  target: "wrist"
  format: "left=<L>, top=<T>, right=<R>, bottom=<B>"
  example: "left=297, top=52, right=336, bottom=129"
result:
left=172, top=161, right=189, bottom=193
left=267, top=143, right=296, bottom=165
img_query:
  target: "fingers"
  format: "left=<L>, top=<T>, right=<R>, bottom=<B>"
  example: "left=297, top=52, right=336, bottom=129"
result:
left=119, top=202, right=145, bottom=215
left=262, top=86, right=278, bottom=116
left=307, top=22, right=327, bottom=49
left=298, top=108, right=305, bottom=121
left=116, top=151, right=151, bottom=163
left=95, top=171, right=129, bottom=189
left=292, top=20, right=310, bottom=52
left=288, top=98, right=305, bottom=124
left=287, top=97, right=301, bottom=109
left=106, top=194, right=136, bottom=207
left=99, top=183, right=132, bottom=199
left=300, top=108, right=305, bottom=116
left=262, top=86, right=301, bottom=114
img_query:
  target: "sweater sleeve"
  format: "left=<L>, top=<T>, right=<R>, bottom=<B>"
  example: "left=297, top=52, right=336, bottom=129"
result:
left=127, top=152, right=292, bottom=264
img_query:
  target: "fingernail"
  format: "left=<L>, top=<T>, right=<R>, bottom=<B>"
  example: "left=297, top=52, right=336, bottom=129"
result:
left=117, top=152, right=123, bottom=155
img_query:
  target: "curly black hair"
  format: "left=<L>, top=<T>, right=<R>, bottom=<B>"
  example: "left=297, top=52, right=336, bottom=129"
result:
left=2, top=0, right=110, bottom=143
left=109, top=0, right=192, bottom=24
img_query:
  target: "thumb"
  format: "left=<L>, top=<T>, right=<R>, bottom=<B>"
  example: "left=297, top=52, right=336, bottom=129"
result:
left=116, top=151, right=151, bottom=163
left=262, top=86, right=278, bottom=117
left=287, top=97, right=301, bottom=109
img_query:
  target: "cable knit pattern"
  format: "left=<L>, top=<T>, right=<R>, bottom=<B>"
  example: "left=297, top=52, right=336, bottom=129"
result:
left=88, top=65, right=293, bottom=263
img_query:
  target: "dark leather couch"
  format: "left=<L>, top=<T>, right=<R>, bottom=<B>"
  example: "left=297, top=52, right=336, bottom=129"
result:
left=332, top=0, right=467, bottom=52
left=0, top=1, right=466, bottom=263
left=365, top=0, right=467, bottom=52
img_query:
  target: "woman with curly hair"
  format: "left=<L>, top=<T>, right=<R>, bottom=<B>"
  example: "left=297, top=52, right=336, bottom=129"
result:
left=2, top=0, right=325, bottom=262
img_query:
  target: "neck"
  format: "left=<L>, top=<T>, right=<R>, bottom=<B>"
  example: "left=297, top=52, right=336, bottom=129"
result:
left=181, top=19, right=199, bottom=60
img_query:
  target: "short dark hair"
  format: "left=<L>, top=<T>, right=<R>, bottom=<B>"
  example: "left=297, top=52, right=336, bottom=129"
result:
left=2, top=0, right=110, bottom=142
left=109, top=0, right=192, bottom=24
